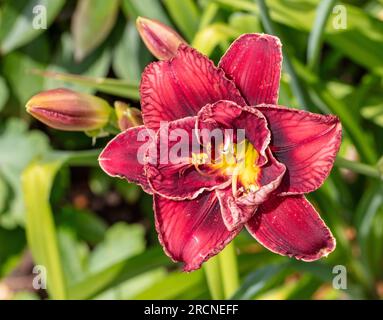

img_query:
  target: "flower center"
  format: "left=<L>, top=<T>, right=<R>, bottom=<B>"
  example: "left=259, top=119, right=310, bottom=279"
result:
left=191, top=139, right=260, bottom=195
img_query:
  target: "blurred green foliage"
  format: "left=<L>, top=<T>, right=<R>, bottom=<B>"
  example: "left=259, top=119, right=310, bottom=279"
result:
left=0, top=0, right=382, bottom=300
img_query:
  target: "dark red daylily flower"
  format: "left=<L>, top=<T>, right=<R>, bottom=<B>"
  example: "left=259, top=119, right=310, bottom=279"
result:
left=99, top=33, right=342, bottom=271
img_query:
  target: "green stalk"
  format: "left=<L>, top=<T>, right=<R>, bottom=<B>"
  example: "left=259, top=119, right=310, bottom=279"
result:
left=255, top=0, right=310, bottom=108
left=204, top=242, right=240, bottom=299
left=48, top=149, right=101, bottom=167
left=198, top=2, right=219, bottom=30
left=203, top=256, right=224, bottom=299
left=307, top=0, right=336, bottom=71
left=218, top=242, right=239, bottom=298
left=335, top=156, right=382, bottom=180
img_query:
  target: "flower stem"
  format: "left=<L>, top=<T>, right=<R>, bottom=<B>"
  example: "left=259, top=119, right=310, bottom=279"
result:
left=335, top=156, right=382, bottom=180
left=203, top=256, right=224, bottom=300
left=50, top=149, right=101, bottom=167
left=306, top=0, right=336, bottom=71
left=218, top=242, right=240, bottom=298
left=198, top=2, right=219, bottom=30
left=203, top=242, right=240, bottom=299
left=256, top=0, right=310, bottom=109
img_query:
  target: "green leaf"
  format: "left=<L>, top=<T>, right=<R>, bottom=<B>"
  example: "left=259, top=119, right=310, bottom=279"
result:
left=121, top=0, right=171, bottom=24
left=57, top=227, right=90, bottom=285
left=285, top=274, right=322, bottom=300
left=267, top=2, right=383, bottom=75
left=67, top=247, right=172, bottom=299
left=22, top=157, right=68, bottom=299
left=361, top=103, right=383, bottom=127
left=211, top=0, right=259, bottom=14
left=231, top=264, right=288, bottom=299
left=88, top=223, right=145, bottom=273
left=20, top=148, right=101, bottom=299
left=203, top=257, right=223, bottom=300
left=355, top=183, right=383, bottom=278
left=3, top=36, right=50, bottom=105
left=288, top=261, right=334, bottom=282
left=256, top=0, right=311, bottom=109
left=213, top=0, right=383, bottom=76
left=0, top=0, right=65, bottom=54
left=0, top=176, right=8, bottom=214
left=292, top=58, right=378, bottom=164
left=113, top=22, right=152, bottom=82
left=71, top=0, right=120, bottom=61
left=3, top=51, right=44, bottom=105
left=306, top=0, right=336, bottom=70
left=192, top=23, right=240, bottom=56
left=94, top=268, right=167, bottom=300
left=114, top=180, right=142, bottom=204
left=57, top=207, right=107, bottom=246
left=228, top=12, right=262, bottom=34
left=163, top=0, right=201, bottom=41
left=12, top=291, right=40, bottom=300
left=198, top=2, right=219, bottom=30
left=237, top=250, right=286, bottom=276
left=0, top=226, right=25, bottom=277
left=368, top=205, right=383, bottom=278
left=0, top=76, right=9, bottom=111
left=133, top=270, right=205, bottom=299
left=0, top=119, right=49, bottom=227
left=44, top=33, right=112, bottom=93
left=218, top=242, right=239, bottom=299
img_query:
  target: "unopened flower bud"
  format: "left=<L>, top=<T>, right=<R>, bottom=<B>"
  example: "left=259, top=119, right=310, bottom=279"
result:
left=114, top=101, right=143, bottom=131
left=26, top=88, right=112, bottom=131
left=136, top=16, right=186, bottom=60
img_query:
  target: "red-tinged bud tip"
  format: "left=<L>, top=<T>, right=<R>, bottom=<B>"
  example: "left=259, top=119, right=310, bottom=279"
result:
left=136, top=16, right=186, bottom=60
left=114, top=101, right=143, bottom=131
left=26, top=88, right=112, bottom=131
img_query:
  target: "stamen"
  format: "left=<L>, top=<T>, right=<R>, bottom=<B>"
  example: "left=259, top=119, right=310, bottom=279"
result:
left=194, top=164, right=210, bottom=177
left=191, top=152, right=208, bottom=165
left=193, top=139, right=260, bottom=195
left=231, top=166, right=240, bottom=196
left=222, top=131, right=233, bottom=154
left=191, top=152, right=210, bottom=176
left=248, top=184, right=258, bottom=193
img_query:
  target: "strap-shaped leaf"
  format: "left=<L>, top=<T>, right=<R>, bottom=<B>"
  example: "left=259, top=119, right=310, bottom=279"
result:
left=22, top=157, right=67, bottom=299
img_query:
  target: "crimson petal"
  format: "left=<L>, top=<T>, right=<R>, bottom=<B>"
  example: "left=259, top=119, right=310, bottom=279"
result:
left=216, top=187, right=256, bottom=232
left=145, top=117, right=230, bottom=200
left=98, top=126, right=154, bottom=193
left=246, top=195, right=336, bottom=261
left=197, top=100, right=271, bottom=165
left=219, top=34, right=282, bottom=105
left=257, top=105, right=342, bottom=194
left=154, top=192, right=241, bottom=271
left=140, top=44, right=246, bottom=130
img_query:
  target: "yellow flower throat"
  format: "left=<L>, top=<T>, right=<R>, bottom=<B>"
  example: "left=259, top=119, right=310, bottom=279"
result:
left=192, top=139, right=260, bottom=195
